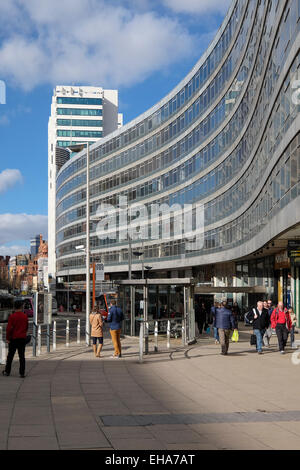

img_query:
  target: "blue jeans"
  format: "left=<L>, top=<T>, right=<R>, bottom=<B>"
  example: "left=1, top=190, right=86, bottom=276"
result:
left=213, top=327, right=219, bottom=341
left=254, top=329, right=264, bottom=352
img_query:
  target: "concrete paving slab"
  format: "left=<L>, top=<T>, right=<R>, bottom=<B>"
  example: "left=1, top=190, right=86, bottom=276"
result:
left=9, top=424, right=56, bottom=437
left=110, top=438, right=166, bottom=450
left=8, top=436, right=59, bottom=450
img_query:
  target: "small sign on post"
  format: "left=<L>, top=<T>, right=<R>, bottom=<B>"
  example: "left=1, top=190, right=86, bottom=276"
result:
left=95, top=263, right=105, bottom=281
left=34, top=292, right=52, bottom=325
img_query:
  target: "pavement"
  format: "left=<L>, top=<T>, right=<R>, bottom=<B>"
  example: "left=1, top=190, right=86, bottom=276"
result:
left=1, top=325, right=300, bottom=450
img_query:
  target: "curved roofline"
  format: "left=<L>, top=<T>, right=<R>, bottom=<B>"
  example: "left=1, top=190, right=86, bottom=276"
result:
left=57, top=0, right=237, bottom=177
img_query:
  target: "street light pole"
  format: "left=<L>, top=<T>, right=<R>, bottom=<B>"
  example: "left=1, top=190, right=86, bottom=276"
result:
left=86, top=142, right=90, bottom=346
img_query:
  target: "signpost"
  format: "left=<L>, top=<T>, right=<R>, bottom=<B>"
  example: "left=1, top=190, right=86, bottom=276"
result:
left=95, top=263, right=105, bottom=281
left=33, top=292, right=52, bottom=356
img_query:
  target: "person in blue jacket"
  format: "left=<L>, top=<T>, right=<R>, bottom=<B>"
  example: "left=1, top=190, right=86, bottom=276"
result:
left=215, top=300, right=238, bottom=355
left=107, top=300, right=124, bottom=358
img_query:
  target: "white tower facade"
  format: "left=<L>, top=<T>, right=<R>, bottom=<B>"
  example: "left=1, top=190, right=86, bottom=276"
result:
left=48, top=85, right=122, bottom=279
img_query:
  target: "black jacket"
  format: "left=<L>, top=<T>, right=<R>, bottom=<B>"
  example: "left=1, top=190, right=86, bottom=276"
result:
left=247, top=308, right=270, bottom=330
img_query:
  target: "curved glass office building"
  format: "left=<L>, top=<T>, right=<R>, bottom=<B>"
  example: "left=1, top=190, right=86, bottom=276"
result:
left=55, top=0, right=300, bottom=317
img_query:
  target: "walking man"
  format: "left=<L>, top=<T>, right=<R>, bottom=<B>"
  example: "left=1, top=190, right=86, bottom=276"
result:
left=211, top=301, right=220, bottom=344
left=215, top=300, right=237, bottom=355
left=247, top=301, right=270, bottom=354
left=195, top=300, right=206, bottom=335
left=271, top=302, right=292, bottom=354
left=107, top=300, right=124, bottom=358
left=2, top=300, right=28, bottom=378
left=289, top=307, right=297, bottom=348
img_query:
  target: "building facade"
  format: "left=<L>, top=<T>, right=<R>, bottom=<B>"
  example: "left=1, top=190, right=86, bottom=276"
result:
left=55, top=0, right=300, bottom=320
left=48, top=85, right=123, bottom=279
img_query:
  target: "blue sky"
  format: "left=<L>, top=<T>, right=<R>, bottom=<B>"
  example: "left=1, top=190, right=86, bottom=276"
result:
left=0, top=0, right=230, bottom=256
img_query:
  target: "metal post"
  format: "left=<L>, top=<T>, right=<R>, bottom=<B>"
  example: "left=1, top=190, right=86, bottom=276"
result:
left=77, top=318, right=81, bottom=344
left=154, top=321, right=158, bottom=352
left=143, top=284, right=148, bottom=354
left=182, top=318, right=185, bottom=347
left=142, top=240, right=144, bottom=280
left=32, top=323, right=37, bottom=357
left=46, top=324, right=50, bottom=353
left=86, top=142, right=91, bottom=347
left=67, top=270, right=70, bottom=314
left=37, top=325, right=41, bottom=356
left=145, top=321, right=149, bottom=355
left=128, top=237, right=132, bottom=280
left=0, top=326, right=5, bottom=365
left=139, top=321, right=144, bottom=363
left=167, top=320, right=171, bottom=349
left=66, top=320, right=70, bottom=347
left=53, top=321, right=56, bottom=351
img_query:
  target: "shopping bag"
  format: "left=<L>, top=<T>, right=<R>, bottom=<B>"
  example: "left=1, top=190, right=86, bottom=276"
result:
left=231, top=330, right=239, bottom=342
left=206, top=327, right=210, bottom=334
left=250, top=334, right=257, bottom=346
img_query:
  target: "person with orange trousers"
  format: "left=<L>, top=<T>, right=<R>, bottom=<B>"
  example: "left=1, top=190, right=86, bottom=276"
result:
left=107, top=300, right=124, bottom=358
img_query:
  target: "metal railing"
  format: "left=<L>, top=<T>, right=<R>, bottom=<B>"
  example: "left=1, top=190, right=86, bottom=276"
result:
left=138, top=317, right=188, bottom=363
left=0, top=319, right=86, bottom=359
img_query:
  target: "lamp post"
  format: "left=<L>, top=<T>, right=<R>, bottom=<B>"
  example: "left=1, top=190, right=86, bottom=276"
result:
left=68, top=142, right=90, bottom=346
left=133, top=241, right=145, bottom=279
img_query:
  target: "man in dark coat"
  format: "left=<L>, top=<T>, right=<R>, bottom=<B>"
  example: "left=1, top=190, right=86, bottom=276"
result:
left=247, top=301, right=270, bottom=354
left=195, top=301, right=206, bottom=335
left=214, top=301, right=237, bottom=355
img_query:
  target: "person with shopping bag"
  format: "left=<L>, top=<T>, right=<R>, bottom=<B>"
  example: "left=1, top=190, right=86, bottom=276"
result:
left=247, top=301, right=270, bottom=355
left=214, top=300, right=237, bottom=355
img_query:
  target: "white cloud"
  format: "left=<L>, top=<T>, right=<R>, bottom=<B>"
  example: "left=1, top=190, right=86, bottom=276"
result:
left=0, top=244, right=30, bottom=257
left=0, top=213, right=48, bottom=245
left=0, top=115, right=10, bottom=126
left=0, top=169, right=23, bottom=193
left=0, top=0, right=198, bottom=91
left=162, top=0, right=231, bottom=15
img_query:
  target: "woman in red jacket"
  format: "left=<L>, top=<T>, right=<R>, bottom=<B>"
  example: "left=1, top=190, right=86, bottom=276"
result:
left=271, top=302, right=292, bottom=354
left=2, top=300, right=28, bottom=377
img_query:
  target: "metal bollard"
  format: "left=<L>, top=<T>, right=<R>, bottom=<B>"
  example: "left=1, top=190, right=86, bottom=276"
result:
left=139, top=321, right=144, bottom=364
left=66, top=320, right=70, bottom=347
left=37, top=325, right=41, bottom=356
left=46, top=324, right=50, bottom=353
left=145, top=321, right=149, bottom=355
left=77, top=319, right=81, bottom=344
left=0, top=326, right=5, bottom=365
left=53, top=321, right=56, bottom=351
left=167, top=320, right=171, bottom=349
left=154, top=321, right=158, bottom=352
left=182, top=319, right=185, bottom=347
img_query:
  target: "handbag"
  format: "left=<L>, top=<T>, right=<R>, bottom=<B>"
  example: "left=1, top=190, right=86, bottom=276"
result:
left=25, top=335, right=31, bottom=345
left=250, top=334, right=257, bottom=346
left=231, top=330, right=239, bottom=342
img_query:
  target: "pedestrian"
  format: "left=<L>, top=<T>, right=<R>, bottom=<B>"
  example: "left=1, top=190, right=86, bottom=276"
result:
left=247, top=301, right=270, bottom=354
left=89, top=307, right=104, bottom=357
left=107, top=300, right=124, bottom=358
left=270, top=302, right=292, bottom=354
left=195, top=301, right=206, bottom=335
left=214, top=300, right=237, bottom=355
left=263, top=299, right=274, bottom=346
left=210, top=301, right=220, bottom=344
left=232, top=302, right=241, bottom=322
left=2, top=300, right=28, bottom=378
left=288, top=307, right=297, bottom=348
left=72, top=303, right=77, bottom=314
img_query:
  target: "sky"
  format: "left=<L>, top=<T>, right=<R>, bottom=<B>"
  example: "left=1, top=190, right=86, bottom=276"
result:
left=0, top=0, right=231, bottom=257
